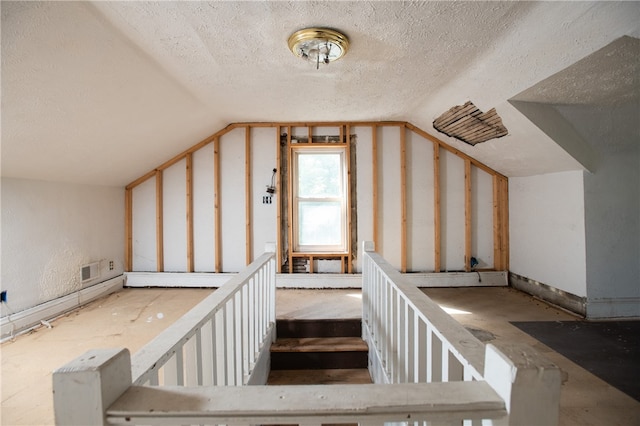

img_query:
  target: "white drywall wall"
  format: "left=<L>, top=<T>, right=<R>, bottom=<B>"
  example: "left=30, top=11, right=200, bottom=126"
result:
left=354, top=126, right=374, bottom=273
left=509, top=171, right=587, bottom=297
left=127, top=124, right=502, bottom=275
left=193, top=144, right=216, bottom=271
left=251, top=127, right=278, bottom=260
left=472, top=166, right=494, bottom=269
left=557, top=101, right=639, bottom=317
left=406, top=129, right=435, bottom=271
left=163, top=158, right=188, bottom=271
left=220, top=128, right=247, bottom=272
left=377, top=126, right=403, bottom=267
left=440, top=150, right=466, bottom=271
left=1, top=178, right=124, bottom=315
left=132, top=178, right=156, bottom=271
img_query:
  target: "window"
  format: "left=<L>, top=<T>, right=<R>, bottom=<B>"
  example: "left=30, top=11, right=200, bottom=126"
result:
left=292, top=147, right=347, bottom=252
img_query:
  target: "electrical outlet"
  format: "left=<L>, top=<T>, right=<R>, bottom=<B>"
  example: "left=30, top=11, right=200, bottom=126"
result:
left=109, top=260, right=114, bottom=271
left=1, top=291, right=7, bottom=303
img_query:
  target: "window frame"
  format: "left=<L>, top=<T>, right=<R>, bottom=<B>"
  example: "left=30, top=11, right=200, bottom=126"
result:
left=291, top=146, right=348, bottom=253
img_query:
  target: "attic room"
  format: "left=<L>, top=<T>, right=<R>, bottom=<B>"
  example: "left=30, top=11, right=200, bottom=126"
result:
left=1, top=1, right=639, bottom=425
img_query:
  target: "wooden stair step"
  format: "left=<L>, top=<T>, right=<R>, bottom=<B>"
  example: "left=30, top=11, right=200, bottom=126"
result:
left=271, top=337, right=368, bottom=353
left=276, top=318, right=361, bottom=338
left=267, top=368, right=372, bottom=385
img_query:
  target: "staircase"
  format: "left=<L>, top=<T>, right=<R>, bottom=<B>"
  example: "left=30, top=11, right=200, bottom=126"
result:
left=268, top=319, right=372, bottom=385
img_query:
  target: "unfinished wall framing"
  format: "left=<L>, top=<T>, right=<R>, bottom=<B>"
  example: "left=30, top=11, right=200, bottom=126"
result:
left=125, top=121, right=509, bottom=274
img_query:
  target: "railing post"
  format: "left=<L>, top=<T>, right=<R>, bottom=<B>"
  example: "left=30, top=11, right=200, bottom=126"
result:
left=53, top=348, right=131, bottom=426
left=484, top=343, right=562, bottom=426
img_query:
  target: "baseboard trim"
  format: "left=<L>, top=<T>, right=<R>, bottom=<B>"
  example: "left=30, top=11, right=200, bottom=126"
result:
left=0, top=276, right=124, bottom=341
left=586, top=297, right=640, bottom=319
left=125, top=271, right=507, bottom=289
left=508, top=272, right=586, bottom=317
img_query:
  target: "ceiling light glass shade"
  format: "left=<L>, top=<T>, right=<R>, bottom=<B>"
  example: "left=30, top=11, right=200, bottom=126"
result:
left=288, top=28, right=349, bottom=69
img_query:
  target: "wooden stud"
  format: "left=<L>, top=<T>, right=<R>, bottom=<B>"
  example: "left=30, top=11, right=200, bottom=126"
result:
left=287, top=127, right=293, bottom=273
left=156, top=170, right=164, bottom=272
left=125, top=188, right=133, bottom=272
left=245, top=127, right=252, bottom=265
left=308, top=126, right=313, bottom=144
left=186, top=153, right=194, bottom=272
left=464, top=159, right=472, bottom=272
left=372, top=124, right=379, bottom=250
left=126, top=121, right=506, bottom=191
left=276, top=127, right=282, bottom=273
left=121, top=120, right=510, bottom=277
left=346, top=125, right=353, bottom=274
left=501, top=177, right=510, bottom=270
left=404, top=122, right=506, bottom=180
left=433, top=143, right=441, bottom=273
left=400, top=126, right=407, bottom=273
left=492, top=175, right=501, bottom=270
left=214, top=137, right=222, bottom=273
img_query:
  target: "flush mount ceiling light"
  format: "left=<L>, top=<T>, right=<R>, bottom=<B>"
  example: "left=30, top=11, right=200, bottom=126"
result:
left=288, top=27, right=349, bottom=69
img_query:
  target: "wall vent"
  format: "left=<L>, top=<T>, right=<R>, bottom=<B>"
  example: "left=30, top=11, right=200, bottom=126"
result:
left=81, top=262, right=100, bottom=283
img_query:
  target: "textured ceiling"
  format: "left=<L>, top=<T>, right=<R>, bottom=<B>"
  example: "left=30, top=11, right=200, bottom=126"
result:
left=2, top=1, right=639, bottom=186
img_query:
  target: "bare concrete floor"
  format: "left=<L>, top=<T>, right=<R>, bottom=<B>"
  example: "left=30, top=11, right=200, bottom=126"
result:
left=1, top=286, right=638, bottom=425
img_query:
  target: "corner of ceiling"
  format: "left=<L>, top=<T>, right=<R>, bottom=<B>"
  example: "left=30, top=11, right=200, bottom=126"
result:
left=508, top=99, right=598, bottom=173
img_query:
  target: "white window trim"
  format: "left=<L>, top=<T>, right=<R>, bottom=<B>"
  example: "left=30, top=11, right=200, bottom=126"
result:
left=292, top=146, right=348, bottom=253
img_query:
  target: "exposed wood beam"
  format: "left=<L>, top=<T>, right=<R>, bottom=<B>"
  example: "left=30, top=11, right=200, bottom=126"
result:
left=245, top=127, right=252, bottom=265
left=372, top=125, right=379, bottom=249
left=213, top=137, right=222, bottom=273
left=400, top=126, right=407, bottom=273
left=186, top=153, right=194, bottom=272
left=465, top=159, right=472, bottom=272
left=125, top=188, right=133, bottom=272
left=156, top=170, right=164, bottom=272
left=433, top=143, right=441, bottom=273
left=276, top=127, right=282, bottom=273
left=287, top=127, right=293, bottom=273
left=346, top=124, right=353, bottom=274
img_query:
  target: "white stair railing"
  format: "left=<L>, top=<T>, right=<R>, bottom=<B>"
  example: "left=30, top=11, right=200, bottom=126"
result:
left=52, top=242, right=561, bottom=426
left=131, top=247, right=276, bottom=387
left=361, top=241, right=563, bottom=425
left=362, top=241, right=484, bottom=384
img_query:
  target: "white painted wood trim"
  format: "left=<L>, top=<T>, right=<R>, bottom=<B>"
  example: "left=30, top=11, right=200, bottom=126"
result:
left=53, top=348, right=132, bottom=426
left=586, top=297, right=640, bottom=319
left=124, top=271, right=507, bottom=289
left=0, top=276, right=124, bottom=341
left=106, top=381, right=506, bottom=424
left=246, top=324, right=275, bottom=385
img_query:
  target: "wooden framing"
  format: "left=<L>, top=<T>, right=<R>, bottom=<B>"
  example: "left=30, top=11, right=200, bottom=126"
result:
left=433, top=143, right=441, bottom=273
left=124, top=120, right=509, bottom=275
left=125, top=188, right=133, bottom=272
left=156, top=171, right=164, bottom=272
left=371, top=124, right=379, bottom=249
left=346, top=125, right=353, bottom=274
left=464, top=159, right=472, bottom=272
left=400, top=126, right=407, bottom=273
left=286, top=127, right=293, bottom=273
left=493, top=176, right=509, bottom=270
left=186, top=153, right=194, bottom=272
left=286, top=126, right=351, bottom=273
left=276, top=127, right=283, bottom=273
left=245, top=127, right=252, bottom=265
left=213, top=137, right=222, bottom=273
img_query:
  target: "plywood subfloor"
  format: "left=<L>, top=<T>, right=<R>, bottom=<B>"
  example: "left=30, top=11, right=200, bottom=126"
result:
left=1, top=286, right=638, bottom=426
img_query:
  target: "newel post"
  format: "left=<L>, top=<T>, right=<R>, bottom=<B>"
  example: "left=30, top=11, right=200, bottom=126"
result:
left=484, top=343, right=562, bottom=426
left=53, top=348, right=132, bottom=426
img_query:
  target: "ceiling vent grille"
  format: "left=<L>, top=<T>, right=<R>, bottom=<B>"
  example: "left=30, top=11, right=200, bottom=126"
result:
left=433, top=101, right=508, bottom=146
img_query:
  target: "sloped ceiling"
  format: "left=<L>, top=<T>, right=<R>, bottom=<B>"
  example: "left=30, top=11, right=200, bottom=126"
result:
left=2, top=1, right=639, bottom=187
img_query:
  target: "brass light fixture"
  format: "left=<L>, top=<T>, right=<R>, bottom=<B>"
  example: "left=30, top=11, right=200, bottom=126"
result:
left=288, top=28, right=349, bottom=69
